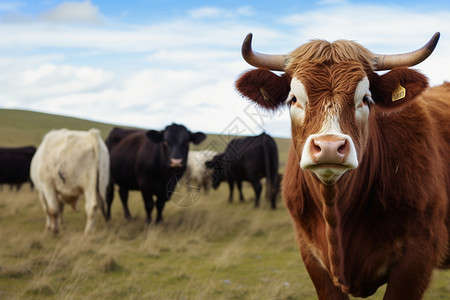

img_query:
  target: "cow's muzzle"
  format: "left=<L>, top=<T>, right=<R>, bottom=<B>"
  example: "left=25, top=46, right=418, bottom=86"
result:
left=300, top=134, right=358, bottom=185
left=170, top=158, right=184, bottom=168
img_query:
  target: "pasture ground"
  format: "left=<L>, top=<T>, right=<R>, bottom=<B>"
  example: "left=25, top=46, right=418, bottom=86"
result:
left=0, top=109, right=449, bottom=299
left=0, top=183, right=449, bottom=300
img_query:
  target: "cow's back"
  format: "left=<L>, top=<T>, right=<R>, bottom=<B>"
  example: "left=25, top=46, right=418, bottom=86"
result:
left=227, top=134, right=278, bottom=180
left=419, top=82, right=450, bottom=267
left=31, top=129, right=103, bottom=196
left=420, top=82, right=450, bottom=186
left=106, top=127, right=141, bottom=150
left=0, top=146, right=36, bottom=184
left=109, top=131, right=160, bottom=190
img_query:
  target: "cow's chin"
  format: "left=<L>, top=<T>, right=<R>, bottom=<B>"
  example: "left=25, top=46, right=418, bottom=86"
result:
left=304, top=164, right=352, bottom=186
left=169, top=163, right=184, bottom=168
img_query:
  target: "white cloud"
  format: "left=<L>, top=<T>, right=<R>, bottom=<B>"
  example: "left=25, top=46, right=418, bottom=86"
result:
left=21, top=63, right=113, bottom=96
left=188, top=7, right=225, bottom=19
left=188, top=5, right=256, bottom=20
left=317, top=0, right=348, bottom=5
left=280, top=4, right=450, bottom=86
left=237, top=6, right=255, bottom=16
left=40, top=0, right=101, bottom=24
left=282, top=4, right=450, bottom=45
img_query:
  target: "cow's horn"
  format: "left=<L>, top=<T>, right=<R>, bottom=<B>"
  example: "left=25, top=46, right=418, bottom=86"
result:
left=241, top=33, right=287, bottom=71
left=373, top=32, right=440, bottom=71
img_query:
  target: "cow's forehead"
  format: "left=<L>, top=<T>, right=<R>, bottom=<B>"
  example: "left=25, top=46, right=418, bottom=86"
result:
left=286, top=39, right=374, bottom=75
left=164, top=124, right=189, bottom=141
left=292, top=62, right=367, bottom=102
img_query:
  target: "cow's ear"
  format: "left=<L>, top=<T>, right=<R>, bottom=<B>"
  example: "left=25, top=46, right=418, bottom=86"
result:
left=190, top=132, right=206, bottom=145
left=235, top=68, right=290, bottom=110
left=146, top=130, right=164, bottom=143
left=369, top=67, right=428, bottom=112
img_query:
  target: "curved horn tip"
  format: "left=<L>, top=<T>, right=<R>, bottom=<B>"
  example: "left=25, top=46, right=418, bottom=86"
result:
left=429, top=32, right=440, bottom=48
left=242, top=33, right=253, bottom=55
left=374, top=32, right=442, bottom=71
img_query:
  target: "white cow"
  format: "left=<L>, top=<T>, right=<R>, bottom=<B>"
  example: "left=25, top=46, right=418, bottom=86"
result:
left=184, top=150, right=218, bottom=194
left=30, top=128, right=109, bottom=235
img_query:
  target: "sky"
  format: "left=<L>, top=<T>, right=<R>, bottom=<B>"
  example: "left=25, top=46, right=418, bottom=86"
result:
left=0, top=0, right=449, bottom=138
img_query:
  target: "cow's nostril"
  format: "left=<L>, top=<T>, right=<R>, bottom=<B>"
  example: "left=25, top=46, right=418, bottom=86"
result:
left=312, top=139, right=322, bottom=154
left=337, top=140, right=348, bottom=156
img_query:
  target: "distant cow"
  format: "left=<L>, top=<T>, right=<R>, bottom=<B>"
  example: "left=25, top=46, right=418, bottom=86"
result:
left=0, top=146, right=36, bottom=191
left=30, top=129, right=109, bottom=235
left=183, top=150, right=218, bottom=194
left=235, top=32, right=449, bottom=299
left=105, top=124, right=206, bottom=224
left=206, top=133, right=279, bottom=209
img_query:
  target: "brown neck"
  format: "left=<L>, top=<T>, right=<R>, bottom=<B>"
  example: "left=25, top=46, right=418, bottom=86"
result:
left=320, top=184, right=350, bottom=293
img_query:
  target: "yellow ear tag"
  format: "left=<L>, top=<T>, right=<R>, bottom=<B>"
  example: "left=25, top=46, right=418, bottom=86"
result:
left=392, top=84, right=406, bottom=102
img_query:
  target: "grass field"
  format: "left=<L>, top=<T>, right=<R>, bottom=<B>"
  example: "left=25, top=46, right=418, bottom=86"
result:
left=0, top=109, right=449, bottom=299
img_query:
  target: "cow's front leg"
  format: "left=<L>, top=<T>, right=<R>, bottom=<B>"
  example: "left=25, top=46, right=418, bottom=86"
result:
left=227, top=179, right=235, bottom=203
left=236, top=180, right=245, bottom=202
left=155, top=196, right=166, bottom=224
left=105, top=181, right=115, bottom=221
left=300, top=242, right=349, bottom=300
left=383, top=245, right=436, bottom=300
left=119, top=187, right=131, bottom=220
left=251, top=180, right=262, bottom=208
left=139, top=186, right=154, bottom=224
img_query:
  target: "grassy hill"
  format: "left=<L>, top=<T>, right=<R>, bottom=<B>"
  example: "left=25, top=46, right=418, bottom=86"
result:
left=0, top=109, right=448, bottom=299
left=0, top=109, right=292, bottom=171
left=0, top=109, right=121, bottom=146
left=0, top=109, right=291, bottom=161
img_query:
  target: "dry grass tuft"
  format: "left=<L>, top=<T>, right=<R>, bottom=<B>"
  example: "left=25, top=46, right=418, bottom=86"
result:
left=99, top=257, right=122, bottom=273
left=25, top=283, right=55, bottom=297
left=0, top=264, right=33, bottom=279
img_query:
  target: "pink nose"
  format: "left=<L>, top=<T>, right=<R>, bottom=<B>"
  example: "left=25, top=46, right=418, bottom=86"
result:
left=170, top=158, right=183, bottom=167
left=310, top=137, right=350, bottom=164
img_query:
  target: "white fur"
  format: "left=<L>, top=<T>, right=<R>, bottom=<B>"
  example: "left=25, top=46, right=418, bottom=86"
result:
left=30, top=128, right=109, bottom=235
left=287, top=77, right=308, bottom=123
left=184, top=150, right=218, bottom=193
left=354, top=77, right=372, bottom=122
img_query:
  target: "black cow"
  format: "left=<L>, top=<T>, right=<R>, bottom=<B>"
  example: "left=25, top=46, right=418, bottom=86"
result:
left=206, top=133, right=279, bottom=209
left=0, top=146, right=36, bottom=191
left=105, top=124, right=206, bottom=224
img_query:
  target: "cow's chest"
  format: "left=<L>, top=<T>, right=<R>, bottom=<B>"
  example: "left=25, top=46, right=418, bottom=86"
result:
left=300, top=212, right=404, bottom=296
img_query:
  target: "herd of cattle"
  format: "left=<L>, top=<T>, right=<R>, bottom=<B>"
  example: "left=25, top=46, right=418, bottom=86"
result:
left=1, top=30, right=450, bottom=299
left=0, top=126, right=280, bottom=234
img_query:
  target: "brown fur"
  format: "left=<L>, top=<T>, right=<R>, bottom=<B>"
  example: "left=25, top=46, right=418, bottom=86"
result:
left=236, top=39, right=450, bottom=299
left=235, top=69, right=290, bottom=110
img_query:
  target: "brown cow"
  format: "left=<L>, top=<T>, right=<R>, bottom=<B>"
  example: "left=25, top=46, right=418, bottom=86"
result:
left=235, top=33, right=450, bottom=299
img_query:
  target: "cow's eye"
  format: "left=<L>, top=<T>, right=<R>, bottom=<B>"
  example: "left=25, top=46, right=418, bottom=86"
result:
left=362, top=96, right=369, bottom=105
left=287, top=96, right=297, bottom=107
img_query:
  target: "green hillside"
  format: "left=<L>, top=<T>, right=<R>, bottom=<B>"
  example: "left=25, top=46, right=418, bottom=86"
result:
left=0, top=108, right=291, bottom=169
left=0, top=109, right=124, bottom=146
